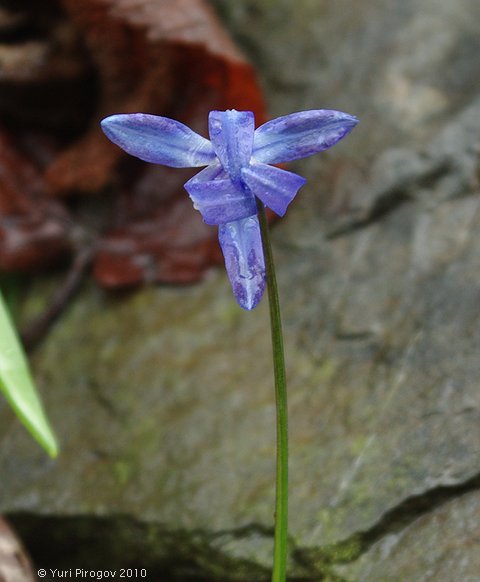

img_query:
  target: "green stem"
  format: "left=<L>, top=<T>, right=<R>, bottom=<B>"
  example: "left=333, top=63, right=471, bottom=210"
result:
left=257, top=200, right=289, bottom=582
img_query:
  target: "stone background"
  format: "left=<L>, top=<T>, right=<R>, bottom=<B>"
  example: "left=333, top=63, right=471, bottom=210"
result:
left=2, top=0, right=480, bottom=580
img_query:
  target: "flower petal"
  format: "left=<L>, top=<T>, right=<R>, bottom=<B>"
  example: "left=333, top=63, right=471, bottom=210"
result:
left=208, top=110, right=255, bottom=183
left=184, top=165, right=256, bottom=225
left=218, top=216, right=265, bottom=310
left=241, top=162, right=306, bottom=217
left=253, top=109, right=358, bottom=164
left=101, top=113, right=215, bottom=167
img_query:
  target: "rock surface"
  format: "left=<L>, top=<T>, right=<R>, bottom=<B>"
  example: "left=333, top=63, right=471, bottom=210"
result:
left=2, top=0, right=480, bottom=580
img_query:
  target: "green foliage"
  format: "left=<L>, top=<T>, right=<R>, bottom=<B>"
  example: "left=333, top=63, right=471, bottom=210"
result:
left=0, top=291, right=58, bottom=457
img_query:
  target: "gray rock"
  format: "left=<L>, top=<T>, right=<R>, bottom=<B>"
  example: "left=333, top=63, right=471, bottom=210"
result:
left=2, top=0, right=480, bottom=579
left=334, top=489, right=480, bottom=582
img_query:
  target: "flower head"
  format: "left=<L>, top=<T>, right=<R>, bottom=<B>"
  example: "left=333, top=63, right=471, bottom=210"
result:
left=101, top=109, right=358, bottom=309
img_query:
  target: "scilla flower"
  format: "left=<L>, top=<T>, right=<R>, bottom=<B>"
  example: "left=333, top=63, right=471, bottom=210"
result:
left=101, top=109, right=358, bottom=309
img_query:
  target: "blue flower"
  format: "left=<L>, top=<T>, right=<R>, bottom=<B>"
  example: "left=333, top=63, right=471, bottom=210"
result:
left=101, top=109, right=358, bottom=309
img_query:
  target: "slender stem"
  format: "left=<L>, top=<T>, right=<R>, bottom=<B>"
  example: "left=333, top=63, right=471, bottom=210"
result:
left=20, top=246, right=95, bottom=352
left=256, top=200, right=289, bottom=582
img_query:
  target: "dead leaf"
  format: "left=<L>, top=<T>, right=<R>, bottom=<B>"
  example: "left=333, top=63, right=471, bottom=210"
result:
left=0, top=0, right=266, bottom=291
left=0, top=517, right=36, bottom=582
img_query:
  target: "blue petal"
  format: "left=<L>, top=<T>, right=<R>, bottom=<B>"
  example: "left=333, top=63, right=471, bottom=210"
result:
left=241, top=162, right=306, bottom=217
left=208, top=110, right=255, bottom=183
left=101, top=113, right=215, bottom=167
left=218, top=216, right=266, bottom=310
left=184, top=165, right=257, bottom=225
left=253, top=109, right=358, bottom=164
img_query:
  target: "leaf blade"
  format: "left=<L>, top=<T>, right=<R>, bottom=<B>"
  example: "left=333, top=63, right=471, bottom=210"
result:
left=0, top=292, right=58, bottom=457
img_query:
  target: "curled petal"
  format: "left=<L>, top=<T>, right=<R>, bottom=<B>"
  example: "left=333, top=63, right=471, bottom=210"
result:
left=209, top=110, right=255, bottom=183
left=184, top=165, right=256, bottom=225
left=218, top=216, right=265, bottom=310
left=253, top=109, right=358, bottom=164
left=241, top=162, right=306, bottom=217
left=101, top=114, right=215, bottom=167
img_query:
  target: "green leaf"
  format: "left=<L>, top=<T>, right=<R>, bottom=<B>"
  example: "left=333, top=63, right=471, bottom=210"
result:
left=0, top=291, right=58, bottom=457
